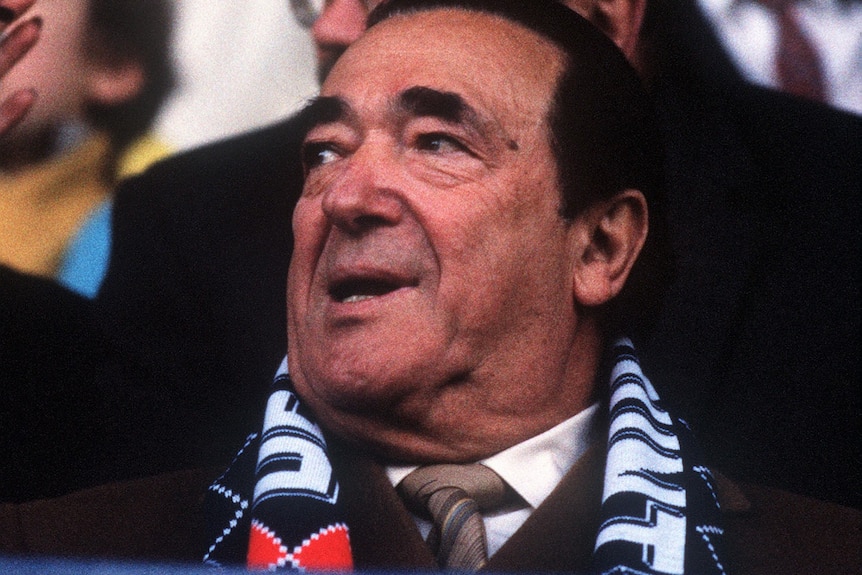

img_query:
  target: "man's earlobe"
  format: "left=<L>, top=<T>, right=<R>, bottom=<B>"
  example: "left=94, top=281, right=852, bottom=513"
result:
left=572, top=189, right=648, bottom=307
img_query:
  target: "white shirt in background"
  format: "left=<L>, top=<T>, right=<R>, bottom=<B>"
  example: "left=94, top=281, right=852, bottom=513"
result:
left=698, top=0, right=862, bottom=114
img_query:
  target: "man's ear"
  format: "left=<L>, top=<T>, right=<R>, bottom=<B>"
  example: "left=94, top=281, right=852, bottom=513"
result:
left=560, top=0, right=646, bottom=60
left=85, top=56, right=145, bottom=106
left=572, top=189, right=648, bottom=307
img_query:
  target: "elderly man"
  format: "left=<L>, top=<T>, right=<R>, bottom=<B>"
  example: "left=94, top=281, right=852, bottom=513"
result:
left=2, top=0, right=857, bottom=507
left=201, top=1, right=857, bottom=574
left=87, top=0, right=862, bottom=508
left=0, top=0, right=857, bottom=569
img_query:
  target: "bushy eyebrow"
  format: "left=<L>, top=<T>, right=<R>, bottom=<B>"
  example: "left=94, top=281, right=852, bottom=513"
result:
left=398, top=86, right=507, bottom=149
left=297, top=96, right=353, bottom=139
left=398, top=86, right=474, bottom=125
left=298, top=86, right=506, bottom=147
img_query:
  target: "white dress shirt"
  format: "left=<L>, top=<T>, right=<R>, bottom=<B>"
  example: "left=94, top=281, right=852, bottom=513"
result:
left=387, top=403, right=602, bottom=558
left=698, top=0, right=862, bottom=114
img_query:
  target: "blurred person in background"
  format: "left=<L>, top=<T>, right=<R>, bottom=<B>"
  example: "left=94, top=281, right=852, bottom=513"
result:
left=627, top=0, right=860, bottom=506
left=0, top=0, right=173, bottom=297
left=689, top=0, right=861, bottom=114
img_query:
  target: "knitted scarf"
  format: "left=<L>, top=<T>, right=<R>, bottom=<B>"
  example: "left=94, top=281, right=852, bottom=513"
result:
left=203, top=338, right=726, bottom=574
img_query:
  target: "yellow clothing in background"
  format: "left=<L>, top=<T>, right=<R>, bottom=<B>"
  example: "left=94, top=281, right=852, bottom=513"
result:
left=0, top=131, right=172, bottom=283
left=116, top=134, right=173, bottom=180
left=0, top=135, right=112, bottom=279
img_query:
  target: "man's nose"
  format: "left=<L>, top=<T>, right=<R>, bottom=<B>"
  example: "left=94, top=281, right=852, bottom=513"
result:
left=311, top=0, right=367, bottom=49
left=320, top=146, right=405, bottom=234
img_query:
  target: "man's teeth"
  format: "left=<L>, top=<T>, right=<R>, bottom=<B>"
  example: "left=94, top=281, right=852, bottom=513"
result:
left=342, top=294, right=375, bottom=303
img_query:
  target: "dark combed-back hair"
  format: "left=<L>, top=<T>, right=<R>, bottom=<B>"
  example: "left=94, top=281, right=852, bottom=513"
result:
left=368, top=0, right=674, bottom=342
left=85, top=0, right=174, bottom=154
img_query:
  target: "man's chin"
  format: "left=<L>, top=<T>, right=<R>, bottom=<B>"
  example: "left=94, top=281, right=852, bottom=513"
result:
left=294, top=360, right=409, bottom=412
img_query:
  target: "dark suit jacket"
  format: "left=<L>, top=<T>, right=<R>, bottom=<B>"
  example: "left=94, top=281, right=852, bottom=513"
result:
left=1, top=444, right=858, bottom=574
left=637, top=0, right=861, bottom=507
left=95, top=117, right=305, bottom=473
left=332, top=438, right=862, bottom=574
left=1, top=117, right=304, bottom=502
left=0, top=117, right=305, bottom=502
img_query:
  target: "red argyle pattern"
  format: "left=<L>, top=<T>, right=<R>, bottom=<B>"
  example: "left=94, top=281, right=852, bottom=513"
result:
left=248, top=520, right=289, bottom=569
left=248, top=520, right=353, bottom=571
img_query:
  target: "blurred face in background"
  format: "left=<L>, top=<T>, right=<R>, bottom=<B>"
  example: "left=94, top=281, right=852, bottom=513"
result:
left=0, top=0, right=146, bottom=170
left=0, top=0, right=92, bottom=167
left=290, top=0, right=387, bottom=83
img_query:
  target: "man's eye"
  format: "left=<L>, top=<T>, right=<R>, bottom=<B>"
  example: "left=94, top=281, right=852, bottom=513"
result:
left=415, top=133, right=470, bottom=154
left=302, top=142, right=341, bottom=169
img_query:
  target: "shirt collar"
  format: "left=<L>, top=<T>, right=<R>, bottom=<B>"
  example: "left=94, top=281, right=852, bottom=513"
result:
left=386, top=403, right=601, bottom=510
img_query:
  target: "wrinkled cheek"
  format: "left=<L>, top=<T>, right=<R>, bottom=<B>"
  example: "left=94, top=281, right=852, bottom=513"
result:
left=289, top=199, right=329, bottom=286
left=291, top=196, right=327, bottom=241
left=286, top=213, right=323, bottom=361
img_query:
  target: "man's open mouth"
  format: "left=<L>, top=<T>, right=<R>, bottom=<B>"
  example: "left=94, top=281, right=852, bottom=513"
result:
left=328, top=276, right=412, bottom=303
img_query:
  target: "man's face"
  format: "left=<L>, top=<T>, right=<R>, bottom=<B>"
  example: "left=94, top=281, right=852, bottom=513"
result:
left=287, top=10, right=594, bottom=463
left=309, top=0, right=386, bottom=83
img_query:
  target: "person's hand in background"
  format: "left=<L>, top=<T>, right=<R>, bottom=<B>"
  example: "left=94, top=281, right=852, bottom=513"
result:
left=0, top=0, right=39, bottom=136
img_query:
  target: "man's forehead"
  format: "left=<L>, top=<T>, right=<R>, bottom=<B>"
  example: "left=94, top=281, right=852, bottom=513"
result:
left=324, top=8, right=565, bottom=108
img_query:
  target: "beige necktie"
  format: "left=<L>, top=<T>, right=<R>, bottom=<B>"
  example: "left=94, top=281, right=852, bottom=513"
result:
left=397, top=463, right=513, bottom=571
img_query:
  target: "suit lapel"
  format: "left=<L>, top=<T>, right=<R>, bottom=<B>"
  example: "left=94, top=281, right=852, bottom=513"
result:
left=330, top=435, right=607, bottom=573
left=329, top=440, right=435, bottom=570
left=486, top=439, right=606, bottom=573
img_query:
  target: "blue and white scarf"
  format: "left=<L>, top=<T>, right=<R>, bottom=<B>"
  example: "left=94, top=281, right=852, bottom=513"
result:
left=204, top=338, right=726, bottom=574
left=593, top=339, right=726, bottom=575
